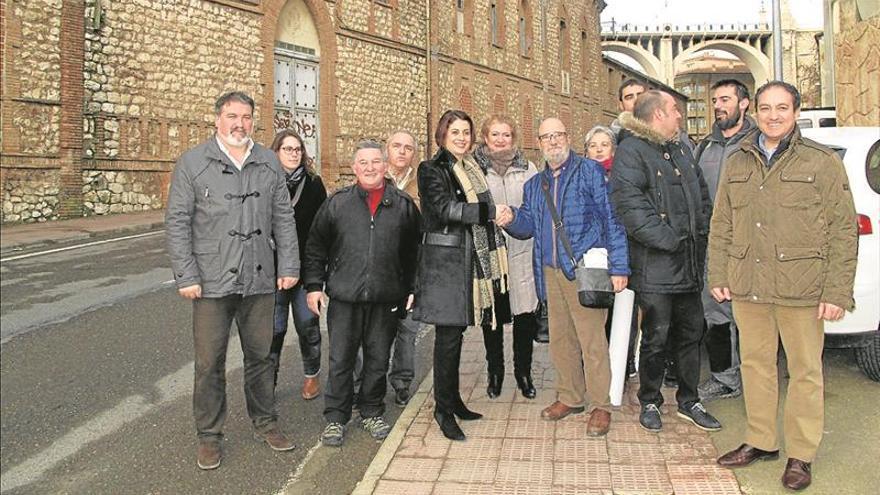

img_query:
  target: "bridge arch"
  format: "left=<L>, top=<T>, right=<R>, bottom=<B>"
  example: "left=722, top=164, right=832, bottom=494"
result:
left=601, top=41, right=664, bottom=81
left=674, top=40, right=771, bottom=85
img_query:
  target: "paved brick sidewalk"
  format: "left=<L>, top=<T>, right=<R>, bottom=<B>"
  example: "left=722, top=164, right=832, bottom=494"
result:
left=0, top=210, right=165, bottom=252
left=354, top=327, right=742, bottom=495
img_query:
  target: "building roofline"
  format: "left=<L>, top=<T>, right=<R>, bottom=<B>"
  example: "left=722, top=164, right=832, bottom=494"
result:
left=601, top=54, right=688, bottom=101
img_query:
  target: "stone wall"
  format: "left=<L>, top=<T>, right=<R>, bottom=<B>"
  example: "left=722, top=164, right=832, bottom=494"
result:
left=82, top=0, right=265, bottom=160
left=81, top=170, right=166, bottom=216
left=1, top=0, right=625, bottom=224
left=1, top=170, right=61, bottom=223
left=834, top=3, right=880, bottom=126
left=333, top=36, right=428, bottom=183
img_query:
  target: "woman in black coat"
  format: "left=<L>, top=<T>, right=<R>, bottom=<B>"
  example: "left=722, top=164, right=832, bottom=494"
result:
left=413, top=110, right=511, bottom=441
left=269, top=130, right=327, bottom=400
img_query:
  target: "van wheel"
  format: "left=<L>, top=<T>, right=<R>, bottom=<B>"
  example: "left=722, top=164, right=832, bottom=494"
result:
left=855, top=331, right=880, bottom=382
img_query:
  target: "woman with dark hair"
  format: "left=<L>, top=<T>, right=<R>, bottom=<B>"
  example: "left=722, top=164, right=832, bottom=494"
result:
left=472, top=114, right=539, bottom=400
left=413, top=109, right=512, bottom=441
left=269, top=129, right=327, bottom=400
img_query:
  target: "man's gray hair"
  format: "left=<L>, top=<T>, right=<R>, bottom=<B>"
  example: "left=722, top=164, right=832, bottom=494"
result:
left=584, top=125, right=617, bottom=151
left=214, top=91, right=255, bottom=116
left=386, top=129, right=419, bottom=155
left=353, top=140, right=387, bottom=162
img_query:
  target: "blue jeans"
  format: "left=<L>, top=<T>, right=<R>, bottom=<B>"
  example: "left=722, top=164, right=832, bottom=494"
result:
left=272, top=284, right=321, bottom=377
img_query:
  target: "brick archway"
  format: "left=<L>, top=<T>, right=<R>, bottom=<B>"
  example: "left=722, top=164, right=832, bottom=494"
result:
left=261, top=0, right=339, bottom=183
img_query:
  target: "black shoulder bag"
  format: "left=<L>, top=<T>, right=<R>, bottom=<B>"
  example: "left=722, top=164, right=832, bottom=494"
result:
left=539, top=174, right=615, bottom=309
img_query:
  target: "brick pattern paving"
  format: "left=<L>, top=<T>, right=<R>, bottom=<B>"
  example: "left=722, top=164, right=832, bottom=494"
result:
left=369, top=327, right=742, bottom=494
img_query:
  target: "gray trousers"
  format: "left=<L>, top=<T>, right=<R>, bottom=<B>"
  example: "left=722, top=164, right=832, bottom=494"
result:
left=354, top=314, right=419, bottom=393
left=192, top=293, right=278, bottom=440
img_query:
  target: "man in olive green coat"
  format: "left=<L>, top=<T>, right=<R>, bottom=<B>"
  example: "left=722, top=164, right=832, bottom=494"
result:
left=707, top=81, right=858, bottom=491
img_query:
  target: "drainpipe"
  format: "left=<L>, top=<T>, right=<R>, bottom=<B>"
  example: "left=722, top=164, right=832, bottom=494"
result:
left=822, top=0, right=836, bottom=106
left=425, top=0, right=433, bottom=156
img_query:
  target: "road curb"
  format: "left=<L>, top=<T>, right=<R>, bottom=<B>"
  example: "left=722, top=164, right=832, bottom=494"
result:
left=350, top=368, right=435, bottom=495
left=0, top=221, right=166, bottom=253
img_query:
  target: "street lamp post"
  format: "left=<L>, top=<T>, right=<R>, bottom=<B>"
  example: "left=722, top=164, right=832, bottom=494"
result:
left=772, top=0, right=783, bottom=81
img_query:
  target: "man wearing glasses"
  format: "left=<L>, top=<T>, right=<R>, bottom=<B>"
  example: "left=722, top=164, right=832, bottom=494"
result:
left=501, top=118, right=630, bottom=437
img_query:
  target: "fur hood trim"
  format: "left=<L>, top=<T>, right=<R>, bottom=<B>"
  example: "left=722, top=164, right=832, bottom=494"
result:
left=618, top=111, right=674, bottom=146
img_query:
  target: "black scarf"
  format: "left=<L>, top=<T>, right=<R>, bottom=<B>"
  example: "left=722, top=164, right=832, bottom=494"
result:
left=285, top=166, right=306, bottom=193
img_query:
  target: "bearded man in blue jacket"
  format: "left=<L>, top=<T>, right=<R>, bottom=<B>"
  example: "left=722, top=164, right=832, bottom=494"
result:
left=502, top=117, right=629, bottom=437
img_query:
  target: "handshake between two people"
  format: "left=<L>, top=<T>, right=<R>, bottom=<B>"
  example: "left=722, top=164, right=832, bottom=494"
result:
left=495, top=204, right=514, bottom=227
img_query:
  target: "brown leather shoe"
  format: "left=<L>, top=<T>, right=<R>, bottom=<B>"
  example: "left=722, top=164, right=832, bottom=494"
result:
left=586, top=409, right=612, bottom=437
left=717, top=443, right=780, bottom=467
left=782, top=458, right=812, bottom=491
left=541, top=401, right=585, bottom=421
left=197, top=440, right=222, bottom=470
left=254, top=428, right=296, bottom=451
left=301, top=376, right=320, bottom=400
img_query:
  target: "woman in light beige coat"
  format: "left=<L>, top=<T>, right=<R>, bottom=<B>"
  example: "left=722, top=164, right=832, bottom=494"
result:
left=473, top=115, right=539, bottom=399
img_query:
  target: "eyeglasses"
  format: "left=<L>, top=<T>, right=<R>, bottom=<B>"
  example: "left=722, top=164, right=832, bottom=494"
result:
left=280, top=146, right=303, bottom=154
left=538, top=131, right=567, bottom=142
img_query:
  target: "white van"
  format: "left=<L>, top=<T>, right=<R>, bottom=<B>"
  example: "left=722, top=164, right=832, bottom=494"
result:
left=802, top=127, right=880, bottom=381
left=797, top=108, right=837, bottom=129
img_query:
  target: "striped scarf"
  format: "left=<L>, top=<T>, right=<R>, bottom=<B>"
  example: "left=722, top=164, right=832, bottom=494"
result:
left=451, top=155, right=510, bottom=327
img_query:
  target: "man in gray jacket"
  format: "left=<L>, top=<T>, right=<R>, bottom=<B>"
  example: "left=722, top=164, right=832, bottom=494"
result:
left=695, top=79, right=755, bottom=402
left=166, top=91, right=300, bottom=470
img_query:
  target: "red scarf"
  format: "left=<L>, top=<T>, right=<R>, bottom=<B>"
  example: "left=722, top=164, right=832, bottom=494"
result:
left=599, top=157, right=613, bottom=174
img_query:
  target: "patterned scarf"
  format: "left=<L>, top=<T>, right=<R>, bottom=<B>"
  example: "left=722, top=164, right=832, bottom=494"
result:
left=451, top=155, right=510, bottom=327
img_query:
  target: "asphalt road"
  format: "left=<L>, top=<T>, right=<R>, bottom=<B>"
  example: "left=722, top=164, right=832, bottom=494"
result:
left=0, top=234, right=433, bottom=495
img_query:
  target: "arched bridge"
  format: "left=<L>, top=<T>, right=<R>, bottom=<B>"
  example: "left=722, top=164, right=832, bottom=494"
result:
left=601, top=22, right=774, bottom=86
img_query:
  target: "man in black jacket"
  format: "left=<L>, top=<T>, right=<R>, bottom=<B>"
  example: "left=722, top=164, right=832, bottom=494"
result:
left=304, top=141, right=421, bottom=447
left=610, top=90, right=721, bottom=433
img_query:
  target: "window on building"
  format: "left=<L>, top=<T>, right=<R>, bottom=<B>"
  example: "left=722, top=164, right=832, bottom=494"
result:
left=491, top=3, right=499, bottom=46
left=580, top=31, right=588, bottom=74
left=518, top=0, right=531, bottom=57
left=456, top=0, right=466, bottom=34
left=560, top=19, right=570, bottom=94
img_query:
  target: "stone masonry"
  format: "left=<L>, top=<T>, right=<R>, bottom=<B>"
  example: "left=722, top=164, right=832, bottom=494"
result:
left=1, top=0, right=660, bottom=224
left=834, top=1, right=880, bottom=126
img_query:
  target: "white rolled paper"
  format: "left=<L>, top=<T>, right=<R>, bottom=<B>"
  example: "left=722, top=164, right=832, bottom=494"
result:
left=608, top=288, right=635, bottom=406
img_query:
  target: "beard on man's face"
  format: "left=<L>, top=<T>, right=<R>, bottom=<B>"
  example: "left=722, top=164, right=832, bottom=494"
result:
left=715, top=109, right=743, bottom=131
left=542, top=147, right=569, bottom=166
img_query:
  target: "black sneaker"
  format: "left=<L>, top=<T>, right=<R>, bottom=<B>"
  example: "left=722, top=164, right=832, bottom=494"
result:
left=677, top=402, right=722, bottom=432
left=394, top=388, right=411, bottom=407
left=639, top=403, right=662, bottom=432
left=698, top=379, right=742, bottom=402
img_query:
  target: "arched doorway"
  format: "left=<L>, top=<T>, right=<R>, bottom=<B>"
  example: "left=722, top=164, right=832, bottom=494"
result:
left=274, top=0, right=321, bottom=168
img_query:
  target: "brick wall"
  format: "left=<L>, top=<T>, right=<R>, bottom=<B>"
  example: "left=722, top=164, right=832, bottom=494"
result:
left=1, top=0, right=626, bottom=224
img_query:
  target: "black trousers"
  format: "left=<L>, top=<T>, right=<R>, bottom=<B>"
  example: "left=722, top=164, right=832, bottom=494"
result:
left=636, top=291, right=703, bottom=408
left=434, top=325, right=469, bottom=415
left=482, top=312, right=536, bottom=377
left=323, top=300, right=397, bottom=424
left=706, top=322, right=734, bottom=372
